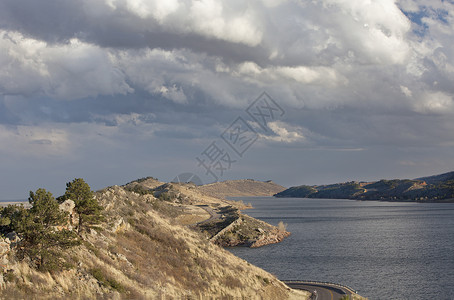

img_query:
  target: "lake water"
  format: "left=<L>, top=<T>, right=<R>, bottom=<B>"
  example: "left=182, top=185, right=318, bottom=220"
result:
left=0, top=199, right=28, bottom=207
left=228, top=197, right=454, bottom=300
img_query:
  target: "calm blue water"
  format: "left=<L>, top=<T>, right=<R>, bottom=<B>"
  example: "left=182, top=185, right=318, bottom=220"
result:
left=228, top=197, right=454, bottom=300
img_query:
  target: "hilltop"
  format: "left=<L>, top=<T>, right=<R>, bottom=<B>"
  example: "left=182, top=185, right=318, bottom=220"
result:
left=0, top=177, right=305, bottom=299
left=275, top=171, right=454, bottom=202
left=198, top=179, right=286, bottom=199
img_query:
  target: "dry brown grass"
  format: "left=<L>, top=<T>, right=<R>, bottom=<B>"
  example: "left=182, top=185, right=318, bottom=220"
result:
left=198, top=179, right=286, bottom=199
left=0, top=185, right=300, bottom=299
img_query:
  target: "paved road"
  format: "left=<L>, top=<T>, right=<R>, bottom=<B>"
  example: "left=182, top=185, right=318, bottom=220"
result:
left=194, top=205, right=221, bottom=225
left=284, top=281, right=351, bottom=300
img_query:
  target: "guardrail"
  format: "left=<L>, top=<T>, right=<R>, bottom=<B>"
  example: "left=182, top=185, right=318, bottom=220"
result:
left=282, top=280, right=358, bottom=294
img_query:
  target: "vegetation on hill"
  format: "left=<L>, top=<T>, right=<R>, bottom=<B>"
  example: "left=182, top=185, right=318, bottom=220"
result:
left=1, top=189, right=80, bottom=271
left=275, top=171, right=454, bottom=202
left=198, top=179, right=286, bottom=199
left=59, top=178, right=104, bottom=233
left=0, top=178, right=303, bottom=299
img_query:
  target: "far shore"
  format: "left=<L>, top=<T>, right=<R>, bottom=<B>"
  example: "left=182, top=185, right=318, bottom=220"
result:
left=0, top=200, right=29, bottom=207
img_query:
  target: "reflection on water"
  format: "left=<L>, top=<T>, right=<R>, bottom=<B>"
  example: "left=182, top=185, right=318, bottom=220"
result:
left=228, top=197, right=454, bottom=300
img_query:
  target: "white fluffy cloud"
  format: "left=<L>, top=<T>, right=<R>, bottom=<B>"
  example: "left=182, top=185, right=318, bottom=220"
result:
left=1, top=0, right=454, bottom=198
left=414, top=91, right=454, bottom=114
left=0, top=0, right=450, bottom=109
left=259, top=121, right=305, bottom=143
left=0, top=1, right=454, bottom=162
left=320, top=0, right=412, bottom=64
left=0, top=31, right=132, bottom=100
left=105, top=0, right=263, bottom=46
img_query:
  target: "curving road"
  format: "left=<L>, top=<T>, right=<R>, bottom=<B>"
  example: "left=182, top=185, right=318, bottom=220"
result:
left=194, top=205, right=221, bottom=225
left=284, top=281, right=352, bottom=300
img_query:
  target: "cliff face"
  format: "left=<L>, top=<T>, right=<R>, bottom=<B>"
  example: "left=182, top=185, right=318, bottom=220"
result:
left=198, top=179, right=286, bottom=199
left=1, top=181, right=300, bottom=299
left=275, top=171, right=454, bottom=202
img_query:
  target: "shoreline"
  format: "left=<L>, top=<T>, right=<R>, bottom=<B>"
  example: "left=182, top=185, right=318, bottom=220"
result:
left=0, top=200, right=30, bottom=207
left=273, top=196, right=454, bottom=203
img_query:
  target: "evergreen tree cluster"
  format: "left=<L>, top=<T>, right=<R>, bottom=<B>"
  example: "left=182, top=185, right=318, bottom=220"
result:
left=58, top=178, right=104, bottom=233
left=0, top=178, right=103, bottom=271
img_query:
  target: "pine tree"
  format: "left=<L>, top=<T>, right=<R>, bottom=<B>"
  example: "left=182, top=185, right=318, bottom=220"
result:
left=63, top=178, right=103, bottom=233
left=13, top=189, right=79, bottom=271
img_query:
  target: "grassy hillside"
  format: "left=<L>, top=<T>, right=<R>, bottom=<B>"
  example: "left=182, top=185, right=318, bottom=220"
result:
left=0, top=179, right=306, bottom=299
left=198, top=179, right=286, bottom=199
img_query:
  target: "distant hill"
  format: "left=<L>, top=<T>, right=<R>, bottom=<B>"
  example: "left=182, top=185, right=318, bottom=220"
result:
left=275, top=171, right=454, bottom=202
left=416, top=171, right=454, bottom=184
left=198, top=179, right=286, bottom=199
left=124, top=176, right=165, bottom=190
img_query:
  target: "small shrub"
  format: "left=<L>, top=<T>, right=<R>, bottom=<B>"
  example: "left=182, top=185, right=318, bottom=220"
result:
left=255, top=275, right=270, bottom=285
left=158, top=192, right=172, bottom=202
left=90, top=267, right=105, bottom=283
left=83, top=241, right=100, bottom=257
left=125, top=185, right=153, bottom=195
left=4, top=270, right=18, bottom=283
left=277, top=221, right=287, bottom=232
left=107, top=278, right=125, bottom=292
left=90, top=267, right=125, bottom=292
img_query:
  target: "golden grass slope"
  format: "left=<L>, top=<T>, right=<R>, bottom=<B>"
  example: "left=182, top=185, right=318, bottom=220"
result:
left=198, top=179, right=286, bottom=199
left=1, top=185, right=308, bottom=299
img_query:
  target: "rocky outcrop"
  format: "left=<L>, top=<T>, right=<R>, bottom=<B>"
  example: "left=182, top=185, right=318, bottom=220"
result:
left=111, top=217, right=130, bottom=233
left=250, top=229, right=291, bottom=248
left=0, top=180, right=302, bottom=299
left=210, top=217, right=243, bottom=243
left=0, top=233, right=19, bottom=273
left=0, top=239, right=10, bottom=259
left=59, top=200, right=78, bottom=228
left=213, top=214, right=291, bottom=248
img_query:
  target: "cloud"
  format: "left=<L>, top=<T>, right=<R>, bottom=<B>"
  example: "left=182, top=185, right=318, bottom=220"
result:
left=0, top=1, right=452, bottom=116
left=413, top=91, right=454, bottom=114
left=2, top=0, right=454, bottom=197
left=0, top=31, right=133, bottom=99
left=400, top=85, right=413, bottom=97
left=399, top=160, right=417, bottom=166
left=105, top=0, right=263, bottom=46
left=1, top=0, right=453, bottom=141
left=0, top=124, right=70, bottom=157
left=320, top=0, right=412, bottom=64
left=259, top=121, right=304, bottom=143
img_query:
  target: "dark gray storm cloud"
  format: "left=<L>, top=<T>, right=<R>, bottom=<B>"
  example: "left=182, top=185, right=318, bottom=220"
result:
left=1, top=0, right=454, bottom=198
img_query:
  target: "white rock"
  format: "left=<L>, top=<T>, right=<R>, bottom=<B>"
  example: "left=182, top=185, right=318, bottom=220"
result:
left=59, top=200, right=78, bottom=227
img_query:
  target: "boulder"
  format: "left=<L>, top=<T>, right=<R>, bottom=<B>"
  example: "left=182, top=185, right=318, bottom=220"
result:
left=0, top=239, right=10, bottom=256
left=0, top=238, right=11, bottom=268
left=6, top=231, right=18, bottom=243
left=112, top=218, right=130, bottom=233
left=59, top=200, right=78, bottom=226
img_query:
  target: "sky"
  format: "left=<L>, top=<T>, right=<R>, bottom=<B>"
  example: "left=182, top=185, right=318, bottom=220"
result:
left=1, top=0, right=454, bottom=199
